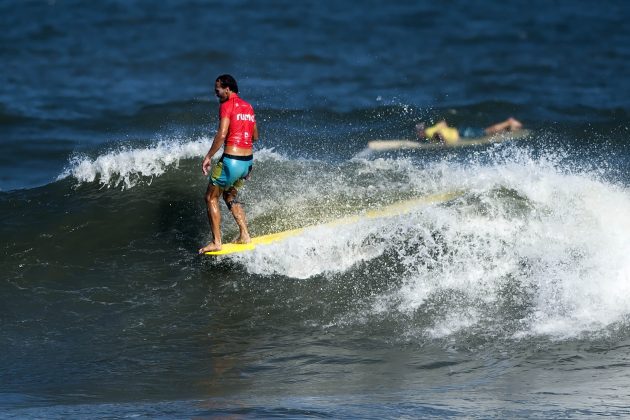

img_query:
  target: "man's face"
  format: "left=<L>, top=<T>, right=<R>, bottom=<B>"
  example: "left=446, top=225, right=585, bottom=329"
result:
left=214, top=80, right=230, bottom=103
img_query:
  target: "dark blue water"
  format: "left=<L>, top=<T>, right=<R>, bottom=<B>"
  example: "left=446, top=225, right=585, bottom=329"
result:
left=2, top=0, right=630, bottom=418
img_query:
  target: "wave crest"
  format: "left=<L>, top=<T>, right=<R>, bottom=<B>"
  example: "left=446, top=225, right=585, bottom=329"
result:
left=58, top=137, right=286, bottom=189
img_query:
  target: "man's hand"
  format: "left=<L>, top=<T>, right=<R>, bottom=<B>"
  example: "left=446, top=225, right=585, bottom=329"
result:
left=201, top=154, right=212, bottom=176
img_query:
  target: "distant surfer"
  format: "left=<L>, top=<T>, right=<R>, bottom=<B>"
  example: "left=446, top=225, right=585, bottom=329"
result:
left=416, top=117, right=522, bottom=144
left=199, top=74, right=259, bottom=254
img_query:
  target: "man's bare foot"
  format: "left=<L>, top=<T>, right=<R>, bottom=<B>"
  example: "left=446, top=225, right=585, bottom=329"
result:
left=198, top=242, right=222, bottom=254
left=233, top=234, right=251, bottom=244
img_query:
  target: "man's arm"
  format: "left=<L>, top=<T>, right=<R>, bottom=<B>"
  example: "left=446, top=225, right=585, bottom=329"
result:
left=202, top=117, right=230, bottom=176
left=252, top=123, right=259, bottom=142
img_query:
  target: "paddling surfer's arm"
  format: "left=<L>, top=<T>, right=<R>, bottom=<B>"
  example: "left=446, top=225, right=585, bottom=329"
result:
left=202, top=117, right=230, bottom=176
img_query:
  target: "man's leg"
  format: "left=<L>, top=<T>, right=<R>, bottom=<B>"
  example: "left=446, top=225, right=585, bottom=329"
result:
left=199, top=183, right=224, bottom=253
left=223, top=187, right=251, bottom=244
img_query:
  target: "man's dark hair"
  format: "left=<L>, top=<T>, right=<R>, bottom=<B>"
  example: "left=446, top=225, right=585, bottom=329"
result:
left=216, top=74, right=239, bottom=93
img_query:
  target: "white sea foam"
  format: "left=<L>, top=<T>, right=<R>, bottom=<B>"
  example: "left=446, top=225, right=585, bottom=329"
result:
left=405, top=153, right=629, bottom=339
left=58, top=137, right=286, bottom=189
left=234, top=216, right=390, bottom=279
left=237, top=145, right=630, bottom=339
left=254, top=147, right=289, bottom=162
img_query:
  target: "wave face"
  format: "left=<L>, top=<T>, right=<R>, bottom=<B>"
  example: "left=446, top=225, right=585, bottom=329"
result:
left=3, top=136, right=629, bottom=339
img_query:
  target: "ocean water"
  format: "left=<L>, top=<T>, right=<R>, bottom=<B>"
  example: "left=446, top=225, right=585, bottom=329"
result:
left=1, top=0, right=630, bottom=418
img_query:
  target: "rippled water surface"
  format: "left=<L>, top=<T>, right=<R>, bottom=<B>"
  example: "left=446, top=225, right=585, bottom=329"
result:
left=1, top=0, right=629, bottom=418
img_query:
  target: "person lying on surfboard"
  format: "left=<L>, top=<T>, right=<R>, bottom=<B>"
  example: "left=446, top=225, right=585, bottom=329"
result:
left=199, top=74, right=259, bottom=254
left=416, top=117, right=523, bottom=145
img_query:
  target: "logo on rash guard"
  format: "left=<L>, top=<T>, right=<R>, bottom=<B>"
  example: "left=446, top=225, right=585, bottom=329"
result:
left=236, top=113, right=255, bottom=122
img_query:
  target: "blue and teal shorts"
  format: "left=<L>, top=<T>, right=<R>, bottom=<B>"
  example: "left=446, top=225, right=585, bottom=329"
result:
left=210, top=154, right=253, bottom=190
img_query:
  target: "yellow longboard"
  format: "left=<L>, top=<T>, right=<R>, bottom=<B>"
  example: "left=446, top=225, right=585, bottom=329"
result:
left=204, top=190, right=463, bottom=256
left=367, top=129, right=530, bottom=152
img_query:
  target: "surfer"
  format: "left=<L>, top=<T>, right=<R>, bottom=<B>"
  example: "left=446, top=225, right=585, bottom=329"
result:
left=199, top=74, right=259, bottom=254
left=416, top=117, right=523, bottom=144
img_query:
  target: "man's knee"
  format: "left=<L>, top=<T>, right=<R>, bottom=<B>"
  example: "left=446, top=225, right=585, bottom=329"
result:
left=223, top=191, right=239, bottom=211
left=206, top=189, right=220, bottom=206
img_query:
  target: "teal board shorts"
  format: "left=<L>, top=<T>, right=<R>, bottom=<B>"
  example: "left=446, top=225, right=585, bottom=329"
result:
left=210, top=153, right=253, bottom=190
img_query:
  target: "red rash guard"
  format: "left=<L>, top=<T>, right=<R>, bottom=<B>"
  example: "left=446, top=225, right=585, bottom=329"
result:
left=219, top=93, right=256, bottom=149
